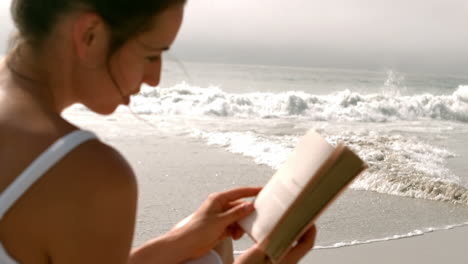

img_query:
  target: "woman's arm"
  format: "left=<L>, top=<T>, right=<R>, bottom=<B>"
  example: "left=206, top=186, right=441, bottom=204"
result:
left=129, top=230, right=192, bottom=263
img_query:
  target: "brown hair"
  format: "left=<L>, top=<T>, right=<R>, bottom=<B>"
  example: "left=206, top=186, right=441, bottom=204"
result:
left=10, top=0, right=186, bottom=54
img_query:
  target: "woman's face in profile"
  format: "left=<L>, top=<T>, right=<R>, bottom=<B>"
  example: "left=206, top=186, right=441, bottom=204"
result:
left=81, top=4, right=184, bottom=114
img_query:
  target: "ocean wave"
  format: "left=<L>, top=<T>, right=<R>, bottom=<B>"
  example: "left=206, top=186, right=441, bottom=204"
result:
left=190, top=129, right=468, bottom=206
left=454, top=85, right=468, bottom=103
left=127, top=83, right=468, bottom=123
left=331, top=132, right=467, bottom=205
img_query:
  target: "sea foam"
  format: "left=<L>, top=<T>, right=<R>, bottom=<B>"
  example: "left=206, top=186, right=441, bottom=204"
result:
left=190, top=128, right=467, bottom=206
left=125, top=83, right=468, bottom=123
left=454, top=85, right=468, bottom=103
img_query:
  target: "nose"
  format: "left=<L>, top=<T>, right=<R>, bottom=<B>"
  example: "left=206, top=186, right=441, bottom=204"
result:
left=143, top=61, right=162, bottom=87
left=143, top=73, right=160, bottom=87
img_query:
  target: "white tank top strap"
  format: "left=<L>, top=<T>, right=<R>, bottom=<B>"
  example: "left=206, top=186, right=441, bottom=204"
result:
left=0, top=130, right=97, bottom=220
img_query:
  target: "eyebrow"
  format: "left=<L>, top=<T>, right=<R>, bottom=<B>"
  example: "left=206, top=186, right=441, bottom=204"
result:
left=139, top=40, right=170, bottom=52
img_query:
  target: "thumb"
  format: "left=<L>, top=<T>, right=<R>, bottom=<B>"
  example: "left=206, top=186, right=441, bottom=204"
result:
left=219, top=202, right=255, bottom=225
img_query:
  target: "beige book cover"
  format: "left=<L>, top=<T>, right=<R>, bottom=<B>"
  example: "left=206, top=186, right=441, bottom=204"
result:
left=238, top=130, right=368, bottom=263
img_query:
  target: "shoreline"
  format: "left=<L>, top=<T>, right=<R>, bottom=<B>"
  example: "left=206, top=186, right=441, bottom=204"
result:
left=306, top=225, right=468, bottom=263
left=231, top=220, right=467, bottom=254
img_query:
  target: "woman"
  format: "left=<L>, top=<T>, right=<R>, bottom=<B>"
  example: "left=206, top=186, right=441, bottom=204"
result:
left=0, top=0, right=316, bottom=263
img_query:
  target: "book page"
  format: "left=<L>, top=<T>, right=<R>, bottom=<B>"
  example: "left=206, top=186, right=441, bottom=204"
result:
left=239, top=130, right=334, bottom=243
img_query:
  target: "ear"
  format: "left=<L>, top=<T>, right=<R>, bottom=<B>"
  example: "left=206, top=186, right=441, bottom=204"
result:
left=73, top=13, right=109, bottom=67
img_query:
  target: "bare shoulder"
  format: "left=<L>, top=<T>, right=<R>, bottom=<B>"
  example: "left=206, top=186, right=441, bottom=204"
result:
left=58, top=138, right=137, bottom=189
left=42, top=135, right=138, bottom=202
left=42, top=139, right=138, bottom=264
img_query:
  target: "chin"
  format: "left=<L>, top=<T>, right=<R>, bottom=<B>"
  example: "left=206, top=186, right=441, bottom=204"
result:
left=85, top=102, right=120, bottom=116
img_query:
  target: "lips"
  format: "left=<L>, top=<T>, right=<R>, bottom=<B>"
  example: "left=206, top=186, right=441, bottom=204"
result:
left=121, top=88, right=140, bottom=105
left=129, top=87, right=141, bottom=96
left=122, top=95, right=131, bottom=105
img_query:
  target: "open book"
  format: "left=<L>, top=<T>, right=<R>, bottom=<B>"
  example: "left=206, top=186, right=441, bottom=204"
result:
left=238, top=130, right=367, bottom=263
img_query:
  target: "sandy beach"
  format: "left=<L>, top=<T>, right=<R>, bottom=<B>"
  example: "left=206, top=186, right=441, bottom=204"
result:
left=64, top=110, right=468, bottom=263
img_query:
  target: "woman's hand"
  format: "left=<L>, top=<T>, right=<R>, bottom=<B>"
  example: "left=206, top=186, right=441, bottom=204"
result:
left=235, top=225, right=317, bottom=264
left=170, top=186, right=261, bottom=259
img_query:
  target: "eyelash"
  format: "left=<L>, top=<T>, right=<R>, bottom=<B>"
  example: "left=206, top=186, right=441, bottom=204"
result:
left=146, top=55, right=161, bottom=63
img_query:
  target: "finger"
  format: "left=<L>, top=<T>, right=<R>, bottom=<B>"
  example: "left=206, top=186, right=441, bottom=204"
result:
left=224, top=200, right=245, bottom=211
left=283, top=225, right=317, bottom=263
left=211, top=187, right=261, bottom=206
left=298, top=225, right=316, bottom=245
left=231, top=225, right=245, bottom=240
left=219, top=201, right=255, bottom=225
left=227, top=223, right=245, bottom=240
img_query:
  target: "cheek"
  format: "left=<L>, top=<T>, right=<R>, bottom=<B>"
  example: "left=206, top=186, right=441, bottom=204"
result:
left=113, top=57, right=145, bottom=92
left=123, top=65, right=144, bottom=87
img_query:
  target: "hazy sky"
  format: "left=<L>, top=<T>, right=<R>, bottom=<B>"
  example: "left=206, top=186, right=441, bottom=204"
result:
left=1, top=0, right=467, bottom=74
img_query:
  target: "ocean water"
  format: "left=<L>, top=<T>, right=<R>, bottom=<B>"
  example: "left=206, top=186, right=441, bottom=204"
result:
left=71, top=61, right=468, bottom=249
